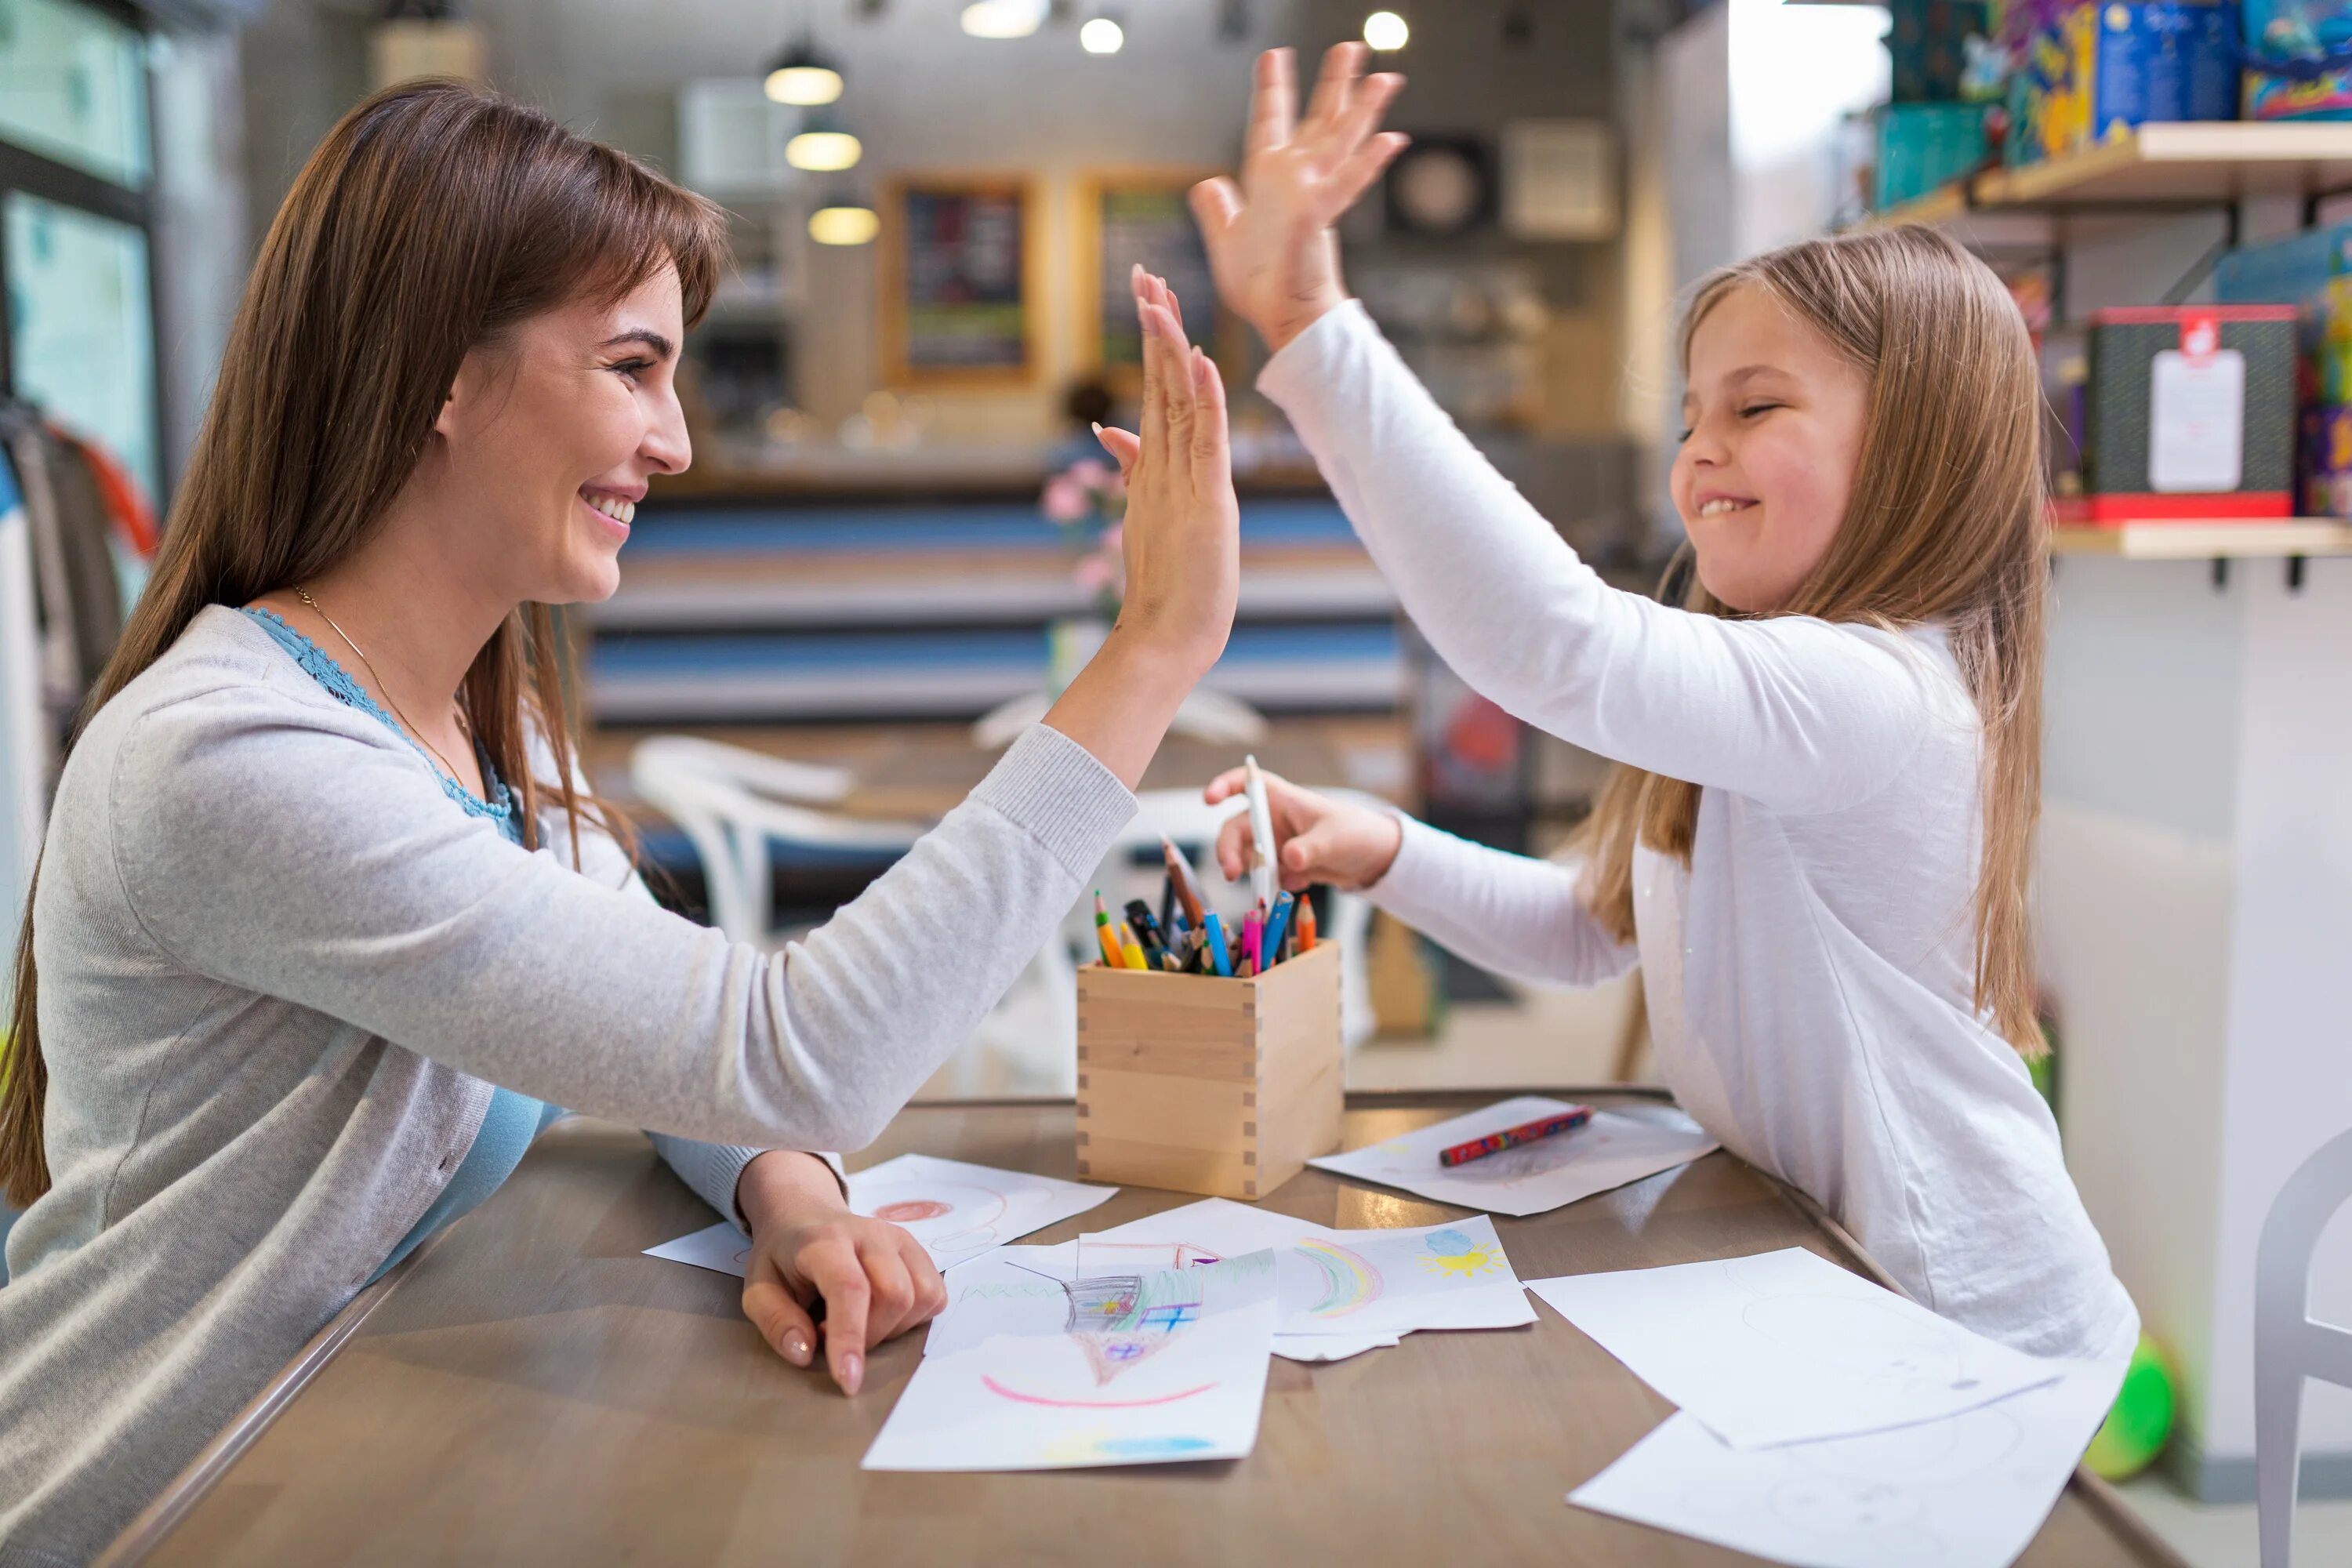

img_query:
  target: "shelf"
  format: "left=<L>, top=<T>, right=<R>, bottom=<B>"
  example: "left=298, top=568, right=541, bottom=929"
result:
left=1863, top=122, right=2352, bottom=228
left=2050, top=520, right=2352, bottom=558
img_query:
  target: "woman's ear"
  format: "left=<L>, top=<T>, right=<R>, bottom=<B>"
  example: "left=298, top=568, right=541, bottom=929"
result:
left=432, top=350, right=491, bottom=441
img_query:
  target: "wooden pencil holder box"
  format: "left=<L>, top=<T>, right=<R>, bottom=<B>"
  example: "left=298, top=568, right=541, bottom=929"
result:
left=1074, top=940, right=1344, bottom=1202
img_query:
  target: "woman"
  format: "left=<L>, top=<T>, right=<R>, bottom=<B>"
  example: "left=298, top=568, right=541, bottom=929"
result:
left=0, top=82, right=1237, bottom=1562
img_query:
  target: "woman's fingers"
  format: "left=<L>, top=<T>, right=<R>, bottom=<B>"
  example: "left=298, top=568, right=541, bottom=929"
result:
left=1247, top=46, right=1297, bottom=158
left=1093, top=423, right=1141, bottom=478
left=856, top=1243, right=920, bottom=1347
left=1149, top=302, right=1196, bottom=462
left=789, top=1233, right=870, bottom=1393
left=1137, top=289, right=1171, bottom=460
left=1189, top=349, right=1229, bottom=487
left=741, top=1261, right=819, bottom=1368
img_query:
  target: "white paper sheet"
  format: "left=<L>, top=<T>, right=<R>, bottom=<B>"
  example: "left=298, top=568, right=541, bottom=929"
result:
left=1568, top=1357, right=2127, bottom=1568
left=1077, top=1197, right=1535, bottom=1356
left=1526, top=1248, right=2060, bottom=1449
left=846, top=1153, right=1118, bottom=1271
left=641, top=1219, right=752, bottom=1277
left=862, top=1250, right=1280, bottom=1472
left=1307, top=1095, right=1719, bottom=1217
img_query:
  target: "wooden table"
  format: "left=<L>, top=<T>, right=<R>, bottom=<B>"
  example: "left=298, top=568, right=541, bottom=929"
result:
left=107, top=1092, right=2186, bottom=1567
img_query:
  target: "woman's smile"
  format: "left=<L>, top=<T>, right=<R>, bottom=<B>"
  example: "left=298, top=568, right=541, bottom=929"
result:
left=579, top=486, right=639, bottom=543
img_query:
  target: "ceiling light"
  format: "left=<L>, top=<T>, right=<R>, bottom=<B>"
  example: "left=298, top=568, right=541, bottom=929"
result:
left=786, top=130, right=863, bottom=172
left=809, top=205, right=880, bottom=245
left=961, top=0, right=1047, bottom=39
left=1080, top=16, right=1123, bottom=53
left=1363, top=9, right=1408, bottom=51
left=763, top=36, right=844, bottom=105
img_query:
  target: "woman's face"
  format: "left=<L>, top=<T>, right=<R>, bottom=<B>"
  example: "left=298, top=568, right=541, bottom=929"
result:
left=1668, top=282, right=1871, bottom=613
left=429, top=265, right=690, bottom=605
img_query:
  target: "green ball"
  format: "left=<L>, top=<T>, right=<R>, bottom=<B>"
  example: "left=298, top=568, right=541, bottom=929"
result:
left=2085, top=1334, right=2176, bottom=1481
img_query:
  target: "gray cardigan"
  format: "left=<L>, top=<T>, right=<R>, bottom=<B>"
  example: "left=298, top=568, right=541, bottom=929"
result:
left=0, top=605, right=1135, bottom=1566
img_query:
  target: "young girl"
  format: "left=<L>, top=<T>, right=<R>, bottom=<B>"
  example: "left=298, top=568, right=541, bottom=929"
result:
left=0, top=83, right=1235, bottom=1560
left=1179, top=45, right=2137, bottom=1363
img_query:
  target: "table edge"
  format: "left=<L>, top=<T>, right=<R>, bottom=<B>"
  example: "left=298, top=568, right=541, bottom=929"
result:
left=91, top=1229, right=450, bottom=1568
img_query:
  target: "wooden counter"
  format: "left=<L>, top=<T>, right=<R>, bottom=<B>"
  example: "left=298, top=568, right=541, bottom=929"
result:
left=105, top=1092, right=2186, bottom=1567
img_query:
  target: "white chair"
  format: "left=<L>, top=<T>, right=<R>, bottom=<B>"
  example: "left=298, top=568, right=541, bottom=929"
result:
left=971, top=688, right=1270, bottom=750
left=2256, top=1126, right=2352, bottom=1568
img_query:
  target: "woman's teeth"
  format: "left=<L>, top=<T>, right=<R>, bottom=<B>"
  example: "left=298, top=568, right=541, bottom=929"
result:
left=1698, top=498, right=1752, bottom=517
left=584, top=493, right=635, bottom=525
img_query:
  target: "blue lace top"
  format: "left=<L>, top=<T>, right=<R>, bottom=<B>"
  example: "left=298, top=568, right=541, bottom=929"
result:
left=238, top=606, right=549, bottom=1282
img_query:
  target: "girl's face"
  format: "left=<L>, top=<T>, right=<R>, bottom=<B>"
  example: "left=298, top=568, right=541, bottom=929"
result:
left=428, top=266, right=691, bottom=605
left=1670, top=283, right=1871, bottom=613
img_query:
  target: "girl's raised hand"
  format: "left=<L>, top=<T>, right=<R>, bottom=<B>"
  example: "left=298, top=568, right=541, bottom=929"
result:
left=1189, top=45, right=1409, bottom=354
left=1203, top=765, right=1403, bottom=893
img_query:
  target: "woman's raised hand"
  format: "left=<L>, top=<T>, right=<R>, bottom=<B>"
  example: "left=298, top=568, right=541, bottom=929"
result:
left=1189, top=44, right=1409, bottom=354
left=1089, top=266, right=1240, bottom=678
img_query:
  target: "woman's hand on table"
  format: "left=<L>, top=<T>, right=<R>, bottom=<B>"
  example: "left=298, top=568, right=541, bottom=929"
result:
left=1189, top=43, right=1409, bottom=354
left=1204, top=765, right=1402, bottom=893
left=1044, top=267, right=1240, bottom=787
left=734, top=1151, right=946, bottom=1396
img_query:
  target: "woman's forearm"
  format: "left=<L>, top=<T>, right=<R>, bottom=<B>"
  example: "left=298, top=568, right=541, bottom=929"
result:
left=1040, top=625, right=1214, bottom=789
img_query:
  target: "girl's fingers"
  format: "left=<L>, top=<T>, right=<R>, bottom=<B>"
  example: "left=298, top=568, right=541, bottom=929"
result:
left=1334, top=71, right=1406, bottom=157
left=1093, top=423, right=1142, bottom=478
left=1191, top=176, right=1243, bottom=240
left=1202, top=765, right=1249, bottom=804
left=1329, top=131, right=1413, bottom=215
left=1247, top=47, right=1296, bottom=157
left=1303, top=41, right=1363, bottom=137
left=1215, top=810, right=1255, bottom=883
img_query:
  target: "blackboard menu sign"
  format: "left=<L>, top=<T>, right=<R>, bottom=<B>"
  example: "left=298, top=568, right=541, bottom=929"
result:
left=1079, top=172, right=1236, bottom=386
left=881, top=176, right=1037, bottom=384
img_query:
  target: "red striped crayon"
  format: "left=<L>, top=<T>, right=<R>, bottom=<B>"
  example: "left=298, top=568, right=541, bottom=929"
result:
left=1438, top=1105, right=1592, bottom=1168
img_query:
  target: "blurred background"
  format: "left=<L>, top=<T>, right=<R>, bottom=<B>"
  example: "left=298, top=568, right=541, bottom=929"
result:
left=15, top=3, right=2352, bottom=1557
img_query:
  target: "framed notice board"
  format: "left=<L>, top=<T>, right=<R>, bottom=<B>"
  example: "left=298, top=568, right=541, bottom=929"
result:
left=1076, top=170, right=1243, bottom=390
left=880, top=175, right=1042, bottom=386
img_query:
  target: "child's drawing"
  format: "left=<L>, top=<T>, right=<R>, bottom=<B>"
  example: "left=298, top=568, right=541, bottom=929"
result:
left=844, top=1152, right=1117, bottom=1271
left=1310, top=1096, right=1720, bottom=1218
left=1415, top=1226, right=1505, bottom=1280
left=1295, top=1237, right=1383, bottom=1317
left=864, top=1251, right=1282, bottom=1472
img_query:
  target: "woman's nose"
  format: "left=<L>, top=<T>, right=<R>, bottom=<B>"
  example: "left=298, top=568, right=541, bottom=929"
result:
left=642, top=393, right=692, bottom=475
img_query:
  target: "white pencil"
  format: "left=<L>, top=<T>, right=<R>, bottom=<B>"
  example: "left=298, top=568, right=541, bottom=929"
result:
left=1243, top=753, right=1276, bottom=910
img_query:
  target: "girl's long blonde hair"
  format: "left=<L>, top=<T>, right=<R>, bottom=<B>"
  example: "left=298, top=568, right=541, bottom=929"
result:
left=0, top=81, right=726, bottom=1207
left=1576, top=225, right=2049, bottom=1054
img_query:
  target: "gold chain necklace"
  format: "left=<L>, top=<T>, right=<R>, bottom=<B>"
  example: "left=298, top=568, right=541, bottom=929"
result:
left=293, top=587, right=470, bottom=788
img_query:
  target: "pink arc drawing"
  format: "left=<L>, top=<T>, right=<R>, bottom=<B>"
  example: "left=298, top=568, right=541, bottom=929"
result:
left=980, top=1375, right=1216, bottom=1409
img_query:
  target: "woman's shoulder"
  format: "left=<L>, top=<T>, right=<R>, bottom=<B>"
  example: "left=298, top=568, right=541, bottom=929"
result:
left=66, top=606, right=419, bottom=820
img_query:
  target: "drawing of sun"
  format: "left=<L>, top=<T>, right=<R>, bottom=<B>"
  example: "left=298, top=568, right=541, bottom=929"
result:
left=1415, top=1226, right=1504, bottom=1280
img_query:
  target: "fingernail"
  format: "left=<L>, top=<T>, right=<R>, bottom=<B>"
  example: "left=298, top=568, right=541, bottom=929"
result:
left=1091, top=420, right=1104, bottom=435
left=841, top=1353, right=864, bottom=1395
left=783, top=1333, right=809, bottom=1364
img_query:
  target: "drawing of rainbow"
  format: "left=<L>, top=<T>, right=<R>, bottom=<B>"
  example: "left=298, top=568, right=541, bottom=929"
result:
left=1295, top=1238, right=1384, bottom=1318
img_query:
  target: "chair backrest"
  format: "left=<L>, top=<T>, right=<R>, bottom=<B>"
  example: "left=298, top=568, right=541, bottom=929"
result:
left=630, top=736, right=927, bottom=944
left=2256, top=1127, right=2352, bottom=1568
left=2259, top=1127, right=2352, bottom=1358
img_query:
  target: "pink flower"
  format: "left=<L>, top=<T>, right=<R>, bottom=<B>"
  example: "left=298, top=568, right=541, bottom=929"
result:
left=1042, top=475, right=1091, bottom=523
left=1101, top=524, right=1123, bottom=554
left=1071, top=458, right=1116, bottom=492
left=1074, top=555, right=1116, bottom=593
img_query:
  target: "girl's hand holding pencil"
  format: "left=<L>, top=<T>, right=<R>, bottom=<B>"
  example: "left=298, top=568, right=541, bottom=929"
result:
left=1203, top=766, right=1403, bottom=893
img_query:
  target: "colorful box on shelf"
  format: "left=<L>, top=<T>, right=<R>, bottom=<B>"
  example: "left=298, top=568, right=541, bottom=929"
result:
left=2005, top=0, right=2241, bottom=168
left=2241, top=0, right=2352, bottom=120
left=1888, top=0, right=1997, bottom=102
left=1875, top=102, right=1998, bottom=209
left=2044, top=305, right=2299, bottom=522
left=1073, top=941, right=1342, bottom=1202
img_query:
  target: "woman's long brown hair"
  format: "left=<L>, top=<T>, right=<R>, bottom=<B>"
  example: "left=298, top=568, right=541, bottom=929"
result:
left=1, top=81, right=725, bottom=1207
left=1575, top=225, right=2049, bottom=1054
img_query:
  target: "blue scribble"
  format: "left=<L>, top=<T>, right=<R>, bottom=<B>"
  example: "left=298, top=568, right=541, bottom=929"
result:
left=1426, top=1228, right=1473, bottom=1254
left=1097, top=1436, right=1218, bottom=1457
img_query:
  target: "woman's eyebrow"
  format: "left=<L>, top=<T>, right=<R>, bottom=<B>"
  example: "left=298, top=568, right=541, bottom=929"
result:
left=599, top=328, right=675, bottom=360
